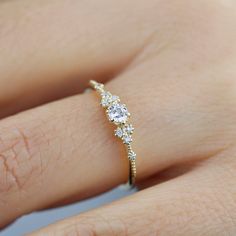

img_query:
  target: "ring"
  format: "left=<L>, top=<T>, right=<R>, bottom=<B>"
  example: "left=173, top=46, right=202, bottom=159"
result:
left=89, top=80, right=137, bottom=187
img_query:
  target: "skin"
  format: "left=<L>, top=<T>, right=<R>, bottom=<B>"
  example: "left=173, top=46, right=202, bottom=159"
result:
left=0, top=0, right=236, bottom=235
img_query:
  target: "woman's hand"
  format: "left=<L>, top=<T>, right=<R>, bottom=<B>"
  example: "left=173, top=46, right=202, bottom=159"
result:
left=1, top=0, right=236, bottom=235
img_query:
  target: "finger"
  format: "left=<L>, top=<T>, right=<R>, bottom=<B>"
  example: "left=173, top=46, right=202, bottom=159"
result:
left=0, top=0, right=157, bottom=117
left=29, top=149, right=236, bottom=236
left=0, top=45, right=234, bottom=228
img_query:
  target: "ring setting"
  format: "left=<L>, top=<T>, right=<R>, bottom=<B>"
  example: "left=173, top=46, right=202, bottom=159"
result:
left=89, top=80, right=137, bottom=186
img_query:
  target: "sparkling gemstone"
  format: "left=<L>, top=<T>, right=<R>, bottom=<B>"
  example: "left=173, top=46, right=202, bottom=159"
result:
left=115, top=127, right=123, bottom=138
left=111, top=95, right=119, bottom=102
left=101, top=92, right=112, bottom=107
left=124, top=124, right=134, bottom=134
left=107, top=103, right=129, bottom=124
left=128, top=151, right=136, bottom=160
left=101, top=92, right=119, bottom=107
left=94, top=82, right=104, bottom=91
left=123, top=134, right=132, bottom=144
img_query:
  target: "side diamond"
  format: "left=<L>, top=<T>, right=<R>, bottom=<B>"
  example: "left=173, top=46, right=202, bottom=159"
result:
left=111, top=95, right=120, bottom=102
left=115, top=127, right=123, bottom=138
left=92, top=81, right=104, bottom=91
left=101, top=92, right=120, bottom=107
left=101, top=92, right=112, bottom=107
left=123, top=134, right=132, bottom=144
left=124, top=124, right=134, bottom=134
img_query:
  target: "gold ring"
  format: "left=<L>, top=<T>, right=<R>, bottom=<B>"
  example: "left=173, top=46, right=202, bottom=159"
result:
left=89, top=80, right=137, bottom=187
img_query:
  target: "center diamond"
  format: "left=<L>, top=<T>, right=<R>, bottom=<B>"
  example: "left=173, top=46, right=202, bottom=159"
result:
left=107, top=103, right=129, bottom=124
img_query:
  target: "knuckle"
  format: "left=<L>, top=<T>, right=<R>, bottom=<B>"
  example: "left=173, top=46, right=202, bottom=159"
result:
left=157, top=0, right=235, bottom=51
left=0, top=124, right=44, bottom=193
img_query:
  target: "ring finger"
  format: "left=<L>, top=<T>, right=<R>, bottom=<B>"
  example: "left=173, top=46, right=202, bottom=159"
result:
left=0, top=52, right=233, bottom=227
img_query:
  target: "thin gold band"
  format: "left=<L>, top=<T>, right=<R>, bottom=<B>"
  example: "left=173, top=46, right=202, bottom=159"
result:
left=89, top=80, right=137, bottom=187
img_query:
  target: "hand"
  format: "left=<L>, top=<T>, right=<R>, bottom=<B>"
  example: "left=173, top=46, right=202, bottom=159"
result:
left=1, top=0, right=236, bottom=235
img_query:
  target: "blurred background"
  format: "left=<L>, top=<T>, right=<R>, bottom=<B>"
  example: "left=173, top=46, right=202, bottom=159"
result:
left=0, top=187, right=134, bottom=236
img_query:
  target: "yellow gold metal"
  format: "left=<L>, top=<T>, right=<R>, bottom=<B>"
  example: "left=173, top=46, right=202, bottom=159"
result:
left=89, top=80, right=137, bottom=187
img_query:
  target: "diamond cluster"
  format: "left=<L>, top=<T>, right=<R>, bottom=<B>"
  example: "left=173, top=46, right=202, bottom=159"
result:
left=90, top=80, right=137, bottom=161
left=115, top=124, right=134, bottom=144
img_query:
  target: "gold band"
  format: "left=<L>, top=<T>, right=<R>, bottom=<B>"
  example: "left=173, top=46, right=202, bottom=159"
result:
left=89, top=80, right=137, bottom=187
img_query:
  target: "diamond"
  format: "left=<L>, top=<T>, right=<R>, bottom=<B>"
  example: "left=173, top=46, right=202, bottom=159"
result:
left=107, top=103, right=129, bottom=124
left=123, top=134, right=132, bottom=144
left=128, top=150, right=136, bottom=160
left=115, top=127, right=123, bottom=138
left=93, top=82, right=104, bottom=91
left=101, top=92, right=112, bottom=107
left=111, top=95, right=120, bottom=102
left=101, top=92, right=119, bottom=107
left=124, top=124, right=134, bottom=134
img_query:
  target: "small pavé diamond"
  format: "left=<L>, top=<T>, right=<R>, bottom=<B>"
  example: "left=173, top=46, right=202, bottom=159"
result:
left=101, top=92, right=112, bottom=107
left=123, top=134, right=132, bottom=144
left=101, top=92, right=119, bottom=107
left=111, top=95, right=120, bottom=102
left=94, top=82, right=104, bottom=91
left=115, top=127, right=123, bottom=138
left=124, top=124, right=134, bottom=134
